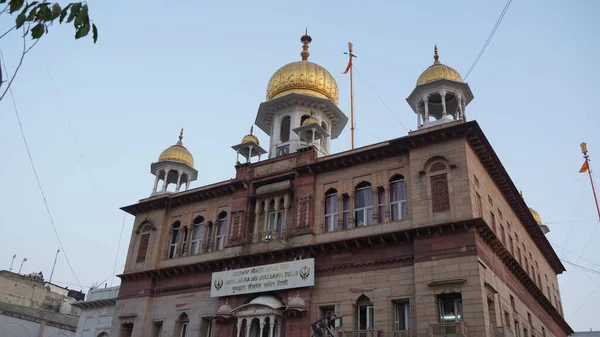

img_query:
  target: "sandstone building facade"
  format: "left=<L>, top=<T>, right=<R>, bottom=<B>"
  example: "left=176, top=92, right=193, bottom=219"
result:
left=110, top=35, right=573, bottom=337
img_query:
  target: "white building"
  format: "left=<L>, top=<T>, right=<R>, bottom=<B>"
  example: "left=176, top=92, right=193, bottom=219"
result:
left=72, top=286, right=119, bottom=337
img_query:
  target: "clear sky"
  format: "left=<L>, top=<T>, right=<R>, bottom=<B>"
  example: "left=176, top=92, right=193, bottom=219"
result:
left=0, top=0, right=599, bottom=331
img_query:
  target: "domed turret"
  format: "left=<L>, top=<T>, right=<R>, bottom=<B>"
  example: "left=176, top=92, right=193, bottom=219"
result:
left=241, top=126, right=260, bottom=145
left=406, top=45, right=474, bottom=131
left=150, top=128, right=198, bottom=195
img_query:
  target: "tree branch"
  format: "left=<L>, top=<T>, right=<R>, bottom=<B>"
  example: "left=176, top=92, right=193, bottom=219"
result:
left=0, top=26, right=16, bottom=40
left=0, top=29, right=39, bottom=101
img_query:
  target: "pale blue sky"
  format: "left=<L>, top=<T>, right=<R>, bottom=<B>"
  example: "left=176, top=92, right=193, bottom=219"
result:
left=0, top=0, right=599, bottom=330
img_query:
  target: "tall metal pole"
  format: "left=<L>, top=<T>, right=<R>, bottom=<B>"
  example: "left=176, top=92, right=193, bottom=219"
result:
left=581, top=142, right=600, bottom=221
left=18, top=258, right=27, bottom=274
left=9, top=254, right=16, bottom=271
left=344, top=42, right=357, bottom=149
left=49, top=248, right=60, bottom=283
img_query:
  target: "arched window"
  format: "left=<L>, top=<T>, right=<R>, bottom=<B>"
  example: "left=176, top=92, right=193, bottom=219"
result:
left=136, top=223, right=152, bottom=263
left=324, top=189, right=338, bottom=232
left=390, top=174, right=407, bottom=221
left=176, top=312, right=189, bottom=337
left=97, top=332, right=109, bottom=337
left=355, top=182, right=373, bottom=226
left=168, top=221, right=181, bottom=259
left=356, top=295, right=373, bottom=330
left=300, top=114, right=310, bottom=125
left=280, top=116, right=291, bottom=142
left=190, top=216, right=205, bottom=255
left=215, top=212, right=228, bottom=251
left=428, top=161, right=450, bottom=213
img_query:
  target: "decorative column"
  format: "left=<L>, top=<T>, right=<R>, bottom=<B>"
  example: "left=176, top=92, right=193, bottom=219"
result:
left=245, top=320, right=251, bottom=337
left=283, top=194, right=289, bottom=234
left=440, top=90, right=447, bottom=119
left=259, top=317, right=266, bottom=337
left=372, top=187, right=379, bottom=224
left=161, top=169, right=170, bottom=192
left=456, top=92, right=464, bottom=121
left=247, top=145, right=253, bottom=164
left=175, top=170, right=182, bottom=192
left=348, top=192, right=355, bottom=228
left=273, top=201, right=280, bottom=234
left=183, top=224, right=192, bottom=256
left=384, top=185, right=391, bottom=223
left=236, top=322, right=243, bottom=337
left=253, top=200, right=261, bottom=243
left=337, top=193, right=344, bottom=230
left=269, top=316, right=276, bottom=337
left=423, top=95, right=430, bottom=123
left=152, top=174, right=160, bottom=193
left=185, top=180, right=190, bottom=190
left=263, top=199, right=271, bottom=233
left=236, top=149, right=240, bottom=164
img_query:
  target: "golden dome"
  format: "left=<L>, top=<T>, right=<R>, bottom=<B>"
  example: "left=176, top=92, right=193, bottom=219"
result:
left=266, top=32, right=339, bottom=104
left=529, top=208, right=542, bottom=225
left=158, top=128, right=194, bottom=167
left=241, top=126, right=259, bottom=145
left=416, top=45, right=463, bottom=86
left=302, top=111, right=319, bottom=126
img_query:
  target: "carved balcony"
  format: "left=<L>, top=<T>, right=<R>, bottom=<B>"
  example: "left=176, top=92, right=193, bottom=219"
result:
left=247, top=230, right=288, bottom=244
left=430, top=322, right=467, bottom=337
left=392, top=330, right=411, bottom=337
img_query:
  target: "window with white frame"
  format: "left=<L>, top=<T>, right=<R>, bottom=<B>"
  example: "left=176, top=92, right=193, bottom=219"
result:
left=377, top=188, right=385, bottom=223
left=215, top=212, right=227, bottom=250
left=393, top=300, right=410, bottom=331
left=390, top=175, right=407, bottom=221
left=324, top=190, right=339, bottom=232
left=356, top=295, right=374, bottom=330
left=190, top=217, right=205, bottom=254
left=168, top=222, right=181, bottom=259
left=354, top=182, right=373, bottom=226
left=280, top=116, right=291, bottom=142
left=438, top=293, right=463, bottom=323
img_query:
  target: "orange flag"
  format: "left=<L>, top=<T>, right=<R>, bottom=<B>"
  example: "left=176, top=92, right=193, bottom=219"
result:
left=579, top=160, right=589, bottom=173
left=343, top=56, right=352, bottom=74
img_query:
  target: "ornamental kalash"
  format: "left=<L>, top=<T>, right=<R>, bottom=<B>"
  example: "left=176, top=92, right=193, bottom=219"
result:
left=111, top=32, right=572, bottom=337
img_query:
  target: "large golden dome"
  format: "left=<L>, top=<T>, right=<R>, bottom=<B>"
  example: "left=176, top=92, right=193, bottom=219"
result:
left=417, top=45, right=463, bottom=86
left=158, top=129, right=194, bottom=167
left=266, top=32, right=339, bottom=104
left=529, top=208, right=542, bottom=225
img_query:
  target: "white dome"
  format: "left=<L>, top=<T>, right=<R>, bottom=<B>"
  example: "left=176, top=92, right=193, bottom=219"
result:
left=249, top=295, right=285, bottom=309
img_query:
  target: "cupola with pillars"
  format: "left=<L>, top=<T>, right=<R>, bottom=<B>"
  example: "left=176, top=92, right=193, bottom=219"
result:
left=407, top=46, right=474, bottom=130
left=251, top=31, right=348, bottom=159
left=150, top=129, right=198, bottom=195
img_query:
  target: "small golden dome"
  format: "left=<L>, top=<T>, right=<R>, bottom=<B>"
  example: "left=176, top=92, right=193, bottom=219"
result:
left=416, top=45, right=463, bottom=86
left=241, top=126, right=259, bottom=145
left=158, top=128, right=194, bottom=167
left=302, top=111, right=319, bottom=126
left=266, top=32, right=339, bottom=104
left=529, top=208, right=542, bottom=225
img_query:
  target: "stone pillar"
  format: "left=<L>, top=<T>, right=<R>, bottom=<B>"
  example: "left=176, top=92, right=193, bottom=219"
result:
left=175, top=170, right=182, bottom=192
left=152, top=174, right=159, bottom=193
left=269, top=316, right=276, bottom=337
left=161, top=169, right=169, bottom=192
left=283, top=194, right=289, bottom=234
left=384, top=186, right=391, bottom=222
left=185, top=180, right=190, bottom=190
left=440, top=90, right=447, bottom=118
left=456, top=92, right=464, bottom=120
left=348, top=192, right=355, bottom=228
left=337, top=194, right=344, bottom=230
left=248, top=145, right=253, bottom=164
left=259, top=317, right=265, bottom=337
left=372, top=187, right=379, bottom=224
left=274, top=201, right=280, bottom=233
left=236, top=150, right=240, bottom=165
left=253, top=200, right=261, bottom=242
left=236, top=322, right=243, bottom=337
left=263, top=199, right=271, bottom=234
left=423, top=95, right=429, bottom=123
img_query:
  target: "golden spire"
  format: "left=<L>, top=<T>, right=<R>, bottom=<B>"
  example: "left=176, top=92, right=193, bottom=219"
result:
left=433, top=45, right=440, bottom=65
left=249, top=125, right=254, bottom=135
left=300, top=28, right=312, bottom=61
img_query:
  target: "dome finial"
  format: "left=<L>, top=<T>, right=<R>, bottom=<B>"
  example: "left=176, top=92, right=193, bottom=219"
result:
left=249, top=125, right=254, bottom=135
left=300, top=29, right=312, bottom=61
left=177, top=128, right=184, bottom=145
left=433, top=45, right=440, bottom=65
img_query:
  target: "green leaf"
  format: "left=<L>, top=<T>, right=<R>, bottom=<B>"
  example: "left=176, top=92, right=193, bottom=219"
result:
left=50, top=3, right=61, bottom=20
left=31, top=22, right=44, bottom=39
left=75, top=22, right=89, bottom=39
left=9, top=0, right=25, bottom=13
left=66, top=3, right=81, bottom=23
left=15, top=13, right=26, bottom=28
left=74, top=3, right=88, bottom=27
left=59, top=4, right=72, bottom=23
left=92, top=23, right=98, bottom=43
left=37, top=3, right=51, bottom=21
left=26, top=7, right=38, bottom=20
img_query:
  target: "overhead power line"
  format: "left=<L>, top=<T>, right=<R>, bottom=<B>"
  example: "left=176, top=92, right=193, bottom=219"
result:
left=0, top=50, right=83, bottom=290
left=464, top=0, right=514, bottom=80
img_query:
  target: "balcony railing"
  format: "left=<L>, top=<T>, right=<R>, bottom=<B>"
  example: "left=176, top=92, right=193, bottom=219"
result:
left=493, top=326, right=514, bottom=337
left=337, top=330, right=383, bottom=337
left=247, top=230, right=288, bottom=244
left=430, top=322, right=467, bottom=337
left=392, top=330, right=411, bottom=337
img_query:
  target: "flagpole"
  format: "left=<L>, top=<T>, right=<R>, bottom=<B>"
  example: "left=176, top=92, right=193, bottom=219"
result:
left=581, top=142, right=600, bottom=221
left=344, top=42, right=357, bottom=149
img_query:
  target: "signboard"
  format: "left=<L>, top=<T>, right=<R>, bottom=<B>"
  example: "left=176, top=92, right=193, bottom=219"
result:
left=210, top=258, right=315, bottom=297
